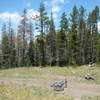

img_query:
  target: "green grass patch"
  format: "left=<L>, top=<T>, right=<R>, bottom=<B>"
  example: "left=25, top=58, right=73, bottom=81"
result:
left=0, top=66, right=100, bottom=84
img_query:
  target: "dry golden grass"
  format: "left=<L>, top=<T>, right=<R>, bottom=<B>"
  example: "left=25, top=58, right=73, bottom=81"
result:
left=0, top=84, right=72, bottom=100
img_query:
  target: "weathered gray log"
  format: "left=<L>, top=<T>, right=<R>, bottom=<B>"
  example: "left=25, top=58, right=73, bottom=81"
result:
left=85, top=74, right=95, bottom=80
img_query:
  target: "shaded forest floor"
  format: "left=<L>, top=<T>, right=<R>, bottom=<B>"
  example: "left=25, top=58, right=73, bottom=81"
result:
left=0, top=66, right=100, bottom=100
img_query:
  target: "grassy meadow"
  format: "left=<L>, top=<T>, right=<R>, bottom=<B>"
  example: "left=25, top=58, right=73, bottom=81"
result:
left=0, top=66, right=100, bottom=84
left=0, top=66, right=100, bottom=100
left=0, top=84, right=73, bottom=100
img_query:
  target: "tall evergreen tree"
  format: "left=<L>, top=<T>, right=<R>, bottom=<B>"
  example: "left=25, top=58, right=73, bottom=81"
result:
left=46, top=12, right=56, bottom=66
left=1, top=24, right=9, bottom=68
left=0, top=42, right=2, bottom=68
left=56, top=12, right=68, bottom=66
left=36, top=2, right=49, bottom=66
left=70, top=6, right=79, bottom=65
left=87, top=6, right=99, bottom=63
left=8, top=19, right=16, bottom=68
left=17, top=9, right=29, bottom=66
left=78, top=6, right=86, bottom=65
left=27, top=19, right=35, bottom=66
left=34, top=40, right=40, bottom=66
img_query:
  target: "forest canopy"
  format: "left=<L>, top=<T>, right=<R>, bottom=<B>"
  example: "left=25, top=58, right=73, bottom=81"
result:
left=0, top=2, right=100, bottom=68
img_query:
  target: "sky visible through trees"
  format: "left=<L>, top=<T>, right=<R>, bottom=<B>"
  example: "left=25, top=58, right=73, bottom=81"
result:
left=0, top=0, right=100, bottom=68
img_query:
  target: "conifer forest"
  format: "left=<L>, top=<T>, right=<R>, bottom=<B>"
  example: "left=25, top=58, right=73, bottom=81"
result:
left=0, top=2, right=100, bottom=68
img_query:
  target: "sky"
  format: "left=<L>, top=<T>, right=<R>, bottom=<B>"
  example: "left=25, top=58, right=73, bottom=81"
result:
left=0, top=0, right=100, bottom=39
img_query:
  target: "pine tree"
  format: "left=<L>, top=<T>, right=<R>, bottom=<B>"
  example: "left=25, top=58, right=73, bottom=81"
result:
left=27, top=19, right=35, bottom=66
left=1, top=24, right=9, bottom=68
left=56, top=12, right=68, bottom=66
left=46, top=12, right=56, bottom=66
left=34, top=40, right=40, bottom=66
left=8, top=19, right=16, bottom=68
left=70, top=6, right=79, bottom=65
left=0, top=43, right=2, bottom=68
left=17, top=9, right=29, bottom=66
left=78, top=6, right=86, bottom=65
left=36, top=2, right=49, bottom=66
left=91, top=6, right=99, bottom=63
left=87, top=6, right=99, bottom=63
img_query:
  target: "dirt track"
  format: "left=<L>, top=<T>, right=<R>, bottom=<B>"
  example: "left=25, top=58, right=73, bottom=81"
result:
left=0, top=75, right=100, bottom=100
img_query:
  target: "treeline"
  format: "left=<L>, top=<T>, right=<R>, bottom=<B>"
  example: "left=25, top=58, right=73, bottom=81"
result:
left=0, top=2, right=100, bottom=68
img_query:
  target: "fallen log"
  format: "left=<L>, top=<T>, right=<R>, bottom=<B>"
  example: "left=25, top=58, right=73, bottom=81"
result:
left=85, top=74, right=95, bottom=80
